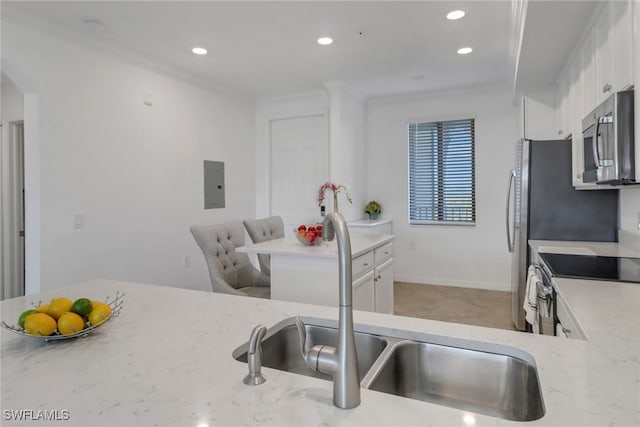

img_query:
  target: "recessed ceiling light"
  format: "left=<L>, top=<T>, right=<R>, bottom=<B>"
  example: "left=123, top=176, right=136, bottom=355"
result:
left=317, top=37, right=333, bottom=46
left=457, top=47, right=473, bottom=55
left=447, top=10, right=466, bottom=20
left=192, top=47, right=208, bottom=55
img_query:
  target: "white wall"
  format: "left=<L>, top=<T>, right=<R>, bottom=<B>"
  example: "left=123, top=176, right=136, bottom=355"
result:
left=2, top=21, right=256, bottom=292
left=326, top=83, right=367, bottom=222
left=366, top=87, right=519, bottom=291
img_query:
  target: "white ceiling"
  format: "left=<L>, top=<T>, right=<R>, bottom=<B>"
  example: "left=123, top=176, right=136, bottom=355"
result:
left=2, top=1, right=598, bottom=100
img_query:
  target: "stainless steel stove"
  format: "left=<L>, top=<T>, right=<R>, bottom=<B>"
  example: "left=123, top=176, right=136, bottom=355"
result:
left=538, top=253, right=640, bottom=283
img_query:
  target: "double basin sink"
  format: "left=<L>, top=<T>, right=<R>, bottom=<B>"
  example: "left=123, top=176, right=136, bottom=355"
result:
left=233, top=317, right=545, bottom=422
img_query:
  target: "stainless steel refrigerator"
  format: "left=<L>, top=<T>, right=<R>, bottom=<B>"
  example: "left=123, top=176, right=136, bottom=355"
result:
left=506, top=139, right=618, bottom=331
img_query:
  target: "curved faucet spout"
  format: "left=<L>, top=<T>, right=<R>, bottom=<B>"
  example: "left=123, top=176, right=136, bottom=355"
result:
left=297, top=212, right=361, bottom=409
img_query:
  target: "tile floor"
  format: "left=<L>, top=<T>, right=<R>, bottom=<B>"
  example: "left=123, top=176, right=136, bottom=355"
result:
left=393, top=282, right=516, bottom=331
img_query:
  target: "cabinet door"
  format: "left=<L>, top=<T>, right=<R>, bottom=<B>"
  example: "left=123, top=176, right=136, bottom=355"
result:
left=374, top=258, right=394, bottom=314
left=583, top=36, right=595, bottom=114
left=613, top=0, right=633, bottom=91
left=555, top=77, right=570, bottom=138
left=353, top=270, right=375, bottom=312
left=595, top=2, right=614, bottom=104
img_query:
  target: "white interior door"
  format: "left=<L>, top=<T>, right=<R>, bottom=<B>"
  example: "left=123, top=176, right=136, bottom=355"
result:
left=270, top=114, right=328, bottom=232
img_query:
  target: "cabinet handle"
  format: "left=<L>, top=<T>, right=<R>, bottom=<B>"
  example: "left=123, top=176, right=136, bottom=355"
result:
left=602, top=83, right=612, bottom=93
left=363, top=263, right=369, bottom=267
left=377, top=275, right=382, bottom=280
left=384, top=251, right=389, bottom=255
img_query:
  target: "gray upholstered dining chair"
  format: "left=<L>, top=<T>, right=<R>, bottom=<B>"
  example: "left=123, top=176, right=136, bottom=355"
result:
left=190, top=221, right=270, bottom=299
left=243, top=215, right=285, bottom=276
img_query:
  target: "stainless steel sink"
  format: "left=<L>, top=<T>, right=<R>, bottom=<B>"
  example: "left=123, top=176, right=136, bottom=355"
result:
left=233, top=320, right=388, bottom=381
left=366, top=341, right=545, bottom=421
left=233, top=317, right=545, bottom=421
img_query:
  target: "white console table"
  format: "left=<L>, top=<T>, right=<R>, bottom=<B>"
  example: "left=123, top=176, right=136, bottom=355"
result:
left=238, top=233, right=394, bottom=313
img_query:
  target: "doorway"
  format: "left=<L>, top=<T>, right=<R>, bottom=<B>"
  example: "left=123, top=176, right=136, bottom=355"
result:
left=1, top=120, right=25, bottom=299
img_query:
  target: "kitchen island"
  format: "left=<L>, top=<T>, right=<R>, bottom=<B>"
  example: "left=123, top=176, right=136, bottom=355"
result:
left=238, top=233, right=394, bottom=313
left=1, top=275, right=639, bottom=426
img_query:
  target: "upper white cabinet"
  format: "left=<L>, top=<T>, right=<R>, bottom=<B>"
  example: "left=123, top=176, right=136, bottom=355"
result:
left=594, top=2, right=614, bottom=105
left=582, top=35, right=596, bottom=116
left=613, top=0, right=634, bottom=91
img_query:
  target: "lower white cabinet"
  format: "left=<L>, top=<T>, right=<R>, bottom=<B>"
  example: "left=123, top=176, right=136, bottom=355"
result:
left=556, top=291, right=586, bottom=340
left=353, top=270, right=375, bottom=312
left=352, top=242, right=394, bottom=313
left=374, top=258, right=394, bottom=314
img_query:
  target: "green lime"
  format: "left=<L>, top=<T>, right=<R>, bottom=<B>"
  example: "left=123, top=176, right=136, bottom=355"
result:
left=18, top=309, right=38, bottom=329
left=71, top=298, right=93, bottom=316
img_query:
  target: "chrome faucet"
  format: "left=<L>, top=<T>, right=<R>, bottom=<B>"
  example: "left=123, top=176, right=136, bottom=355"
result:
left=296, top=212, right=360, bottom=409
left=243, top=324, right=267, bottom=386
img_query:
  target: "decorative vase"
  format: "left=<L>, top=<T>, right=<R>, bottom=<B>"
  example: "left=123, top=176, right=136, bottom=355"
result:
left=368, top=212, right=379, bottom=220
left=333, top=191, right=339, bottom=213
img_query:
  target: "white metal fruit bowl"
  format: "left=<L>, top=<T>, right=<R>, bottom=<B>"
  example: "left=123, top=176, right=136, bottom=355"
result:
left=1, top=291, right=124, bottom=342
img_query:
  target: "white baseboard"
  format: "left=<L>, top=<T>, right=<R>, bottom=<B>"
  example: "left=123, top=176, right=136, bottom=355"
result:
left=394, top=274, right=510, bottom=292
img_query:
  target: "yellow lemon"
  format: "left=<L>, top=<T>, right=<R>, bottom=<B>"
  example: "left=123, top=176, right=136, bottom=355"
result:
left=36, top=304, right=49, bottom=313
left=88, top=304, right=112, bottom=326
left=24, top=313, right=57, bottom=336
left=18, top=309, right=39, bottom=329
left=57, top=312, right=85, bottom=335
left=47, top=297, right=73, bottom=320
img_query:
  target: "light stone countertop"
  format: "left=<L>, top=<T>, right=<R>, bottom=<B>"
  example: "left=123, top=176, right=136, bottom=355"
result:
left=238, top=233, right=394, bottom=259
left=3, top=238, right=640, bottom=427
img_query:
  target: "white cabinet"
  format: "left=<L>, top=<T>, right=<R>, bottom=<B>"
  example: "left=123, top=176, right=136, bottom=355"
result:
left=353, top=241, right=394, bottom=313
left=374, top=258, right=394, bottom=314
left=555, top=76, right=570, bottom=139
left=594, top=2, right=615, bottom=105
left=353, top=270, right=375, bottom=312
left=613, top=0, right=634, bottom=91
left=556, top=290, right=586, bottom=340
left=582, top=35, right=596, bottom=115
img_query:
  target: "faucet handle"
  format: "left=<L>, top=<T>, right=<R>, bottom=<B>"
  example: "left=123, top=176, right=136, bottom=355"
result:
left=295, top=317, right=309, bottom=360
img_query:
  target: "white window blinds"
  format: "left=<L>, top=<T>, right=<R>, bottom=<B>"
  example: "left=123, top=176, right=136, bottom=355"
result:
left=408, top=118, right=476, bottom=225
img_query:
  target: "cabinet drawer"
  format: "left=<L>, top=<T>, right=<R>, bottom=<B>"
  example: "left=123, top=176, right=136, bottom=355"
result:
left=374, top=242, right=393, bottom=264
left=352, top=251, right=374, bottom=279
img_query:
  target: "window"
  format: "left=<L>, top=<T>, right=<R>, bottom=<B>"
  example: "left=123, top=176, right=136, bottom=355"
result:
left=408, top=118, right=476, bottom=225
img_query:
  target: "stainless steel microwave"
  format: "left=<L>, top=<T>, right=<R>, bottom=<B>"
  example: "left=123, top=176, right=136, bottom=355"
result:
left=582, top=89, right=635, bottom=185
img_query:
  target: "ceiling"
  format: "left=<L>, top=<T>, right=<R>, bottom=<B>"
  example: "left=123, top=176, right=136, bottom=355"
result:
left=2, top=1, right=599, bottom=100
